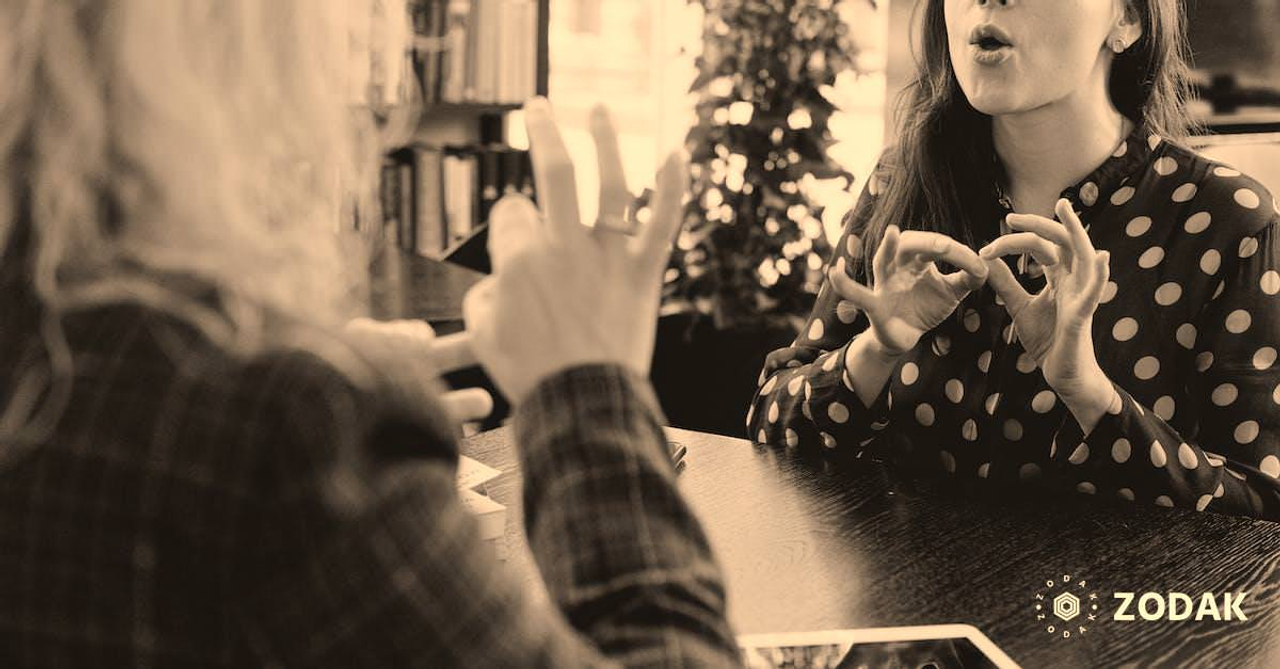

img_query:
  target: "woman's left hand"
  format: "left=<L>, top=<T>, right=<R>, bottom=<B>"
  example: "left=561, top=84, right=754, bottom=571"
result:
left=978, top=198, right=1120, bottom=433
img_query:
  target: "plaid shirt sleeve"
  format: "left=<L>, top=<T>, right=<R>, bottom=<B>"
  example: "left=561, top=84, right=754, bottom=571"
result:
left=233, top=357, right=742, bottom=668
left=515, top=365, right=743, bottom=666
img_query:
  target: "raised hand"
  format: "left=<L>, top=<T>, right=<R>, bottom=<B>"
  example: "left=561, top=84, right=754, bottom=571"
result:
left=828, top=225, right=989, bottom=355
left=979, top=198, right=1120, bottom=429
left=463, top=99, right=687, bottom=404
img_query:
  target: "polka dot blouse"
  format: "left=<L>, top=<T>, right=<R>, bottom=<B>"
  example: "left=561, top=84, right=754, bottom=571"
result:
left=748, top=127, right=1280, bottom=519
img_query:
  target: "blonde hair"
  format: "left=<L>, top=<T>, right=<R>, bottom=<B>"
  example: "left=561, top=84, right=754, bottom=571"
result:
left=0, top=1, right=388, bottom=450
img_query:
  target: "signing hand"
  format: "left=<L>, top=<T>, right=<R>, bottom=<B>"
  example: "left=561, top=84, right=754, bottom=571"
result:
left=344, top=317, right=493, bottom=423
left=979, top=198, right=1120, bottom=430
left=463, top=99, right=687, bottom=405
left=829, top=226, right=989, bottom=356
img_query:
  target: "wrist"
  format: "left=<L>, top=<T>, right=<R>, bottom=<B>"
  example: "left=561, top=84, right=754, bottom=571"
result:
left=861, top=331, right=908, bottom=363
left=1059, top=377, right=1118, bottom=437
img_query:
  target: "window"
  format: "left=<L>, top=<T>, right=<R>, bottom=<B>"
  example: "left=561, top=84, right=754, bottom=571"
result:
left=541, top=0, right=889, bottom=243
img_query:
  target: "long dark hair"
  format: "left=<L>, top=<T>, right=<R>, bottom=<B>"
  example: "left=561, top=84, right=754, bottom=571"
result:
left=858, top=0, right=1198, bottom=263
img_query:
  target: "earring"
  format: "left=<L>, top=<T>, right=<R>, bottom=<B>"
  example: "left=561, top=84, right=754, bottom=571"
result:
left=1111, top=37, right=1127, bottom=54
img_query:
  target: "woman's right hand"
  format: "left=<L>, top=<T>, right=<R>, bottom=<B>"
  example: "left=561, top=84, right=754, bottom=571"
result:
left=828, top=226, right=988, bottom=356
left=462, top=99, right=686, bottom=405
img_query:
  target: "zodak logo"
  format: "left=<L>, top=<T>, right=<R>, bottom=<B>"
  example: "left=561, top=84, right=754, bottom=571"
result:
left=1113, top=591, right=1248, bottom=622
left=1035, top=574, right=1249, bottom=640
left=1034, top=574, right=1100, bottom=639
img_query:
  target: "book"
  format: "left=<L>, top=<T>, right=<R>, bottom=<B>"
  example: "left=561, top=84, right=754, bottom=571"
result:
left=478, top=147, right=502, bottom=225
left=442, top=0, right=471, bottom=102
left=398, top=157, right=415, bottom=250
left=443, top=151, right=476, bottom=246
left=410, top=0, right=537, bottom=104
left=414, top=148, right=446, bottom=256
left=377, top=143, right=531, bottom=261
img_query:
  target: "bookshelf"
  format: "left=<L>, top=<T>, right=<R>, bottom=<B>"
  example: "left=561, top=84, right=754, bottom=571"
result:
left=367, top=0, right=551, bottom=326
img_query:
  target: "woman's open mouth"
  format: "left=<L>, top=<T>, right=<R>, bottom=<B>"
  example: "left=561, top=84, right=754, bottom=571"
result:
left=969, top=23, right=1014, bottom=65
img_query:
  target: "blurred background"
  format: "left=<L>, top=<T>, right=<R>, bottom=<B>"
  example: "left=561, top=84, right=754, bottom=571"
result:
left=358, top=0, right=1280, bottom=436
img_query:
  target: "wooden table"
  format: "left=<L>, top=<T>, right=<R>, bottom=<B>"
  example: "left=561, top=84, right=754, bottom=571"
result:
left=461, top=427, right=1280, bottom=669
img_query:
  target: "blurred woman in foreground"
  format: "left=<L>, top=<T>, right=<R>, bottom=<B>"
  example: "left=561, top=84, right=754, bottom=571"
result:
left=0, top=1, right=741, bottom=665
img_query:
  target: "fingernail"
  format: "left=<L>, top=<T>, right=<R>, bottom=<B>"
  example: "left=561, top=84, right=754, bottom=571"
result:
left=524, top=97, right=550, bottom=119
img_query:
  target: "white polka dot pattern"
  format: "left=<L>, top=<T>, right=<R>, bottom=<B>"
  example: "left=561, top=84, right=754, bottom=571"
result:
left=746, top=133, right=1280, bottom=520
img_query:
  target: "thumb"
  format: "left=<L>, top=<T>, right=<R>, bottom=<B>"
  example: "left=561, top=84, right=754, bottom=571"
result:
left=488, top=195, right=542, bottom=273
left=984, top=257, right=1031, bottom=317
left=462, top=277, right=496, bottom=345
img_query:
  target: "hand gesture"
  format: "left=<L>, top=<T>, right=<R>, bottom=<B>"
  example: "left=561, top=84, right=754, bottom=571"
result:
left=979, top=198, right=1118, bottom=419
left=344, top=317, right=493, bottom=422
left=463, top=99, right=687, bottom=404
left=829, top=226, right=988, bottom=355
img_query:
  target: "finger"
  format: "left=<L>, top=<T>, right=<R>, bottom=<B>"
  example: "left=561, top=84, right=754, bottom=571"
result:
left=894, top=231, right=990, bottom=280
left=1005, top=213, right=1073, bottom=249
left=590, top=105, right=631, bottom=222
left=979, top=233, right=1062, bottom=267
left=635, top=151, right=688, bottom=271
left=441, top=387, right=494, bottom=423
left=872, top=225, right=899, bottom=287
left=462, top=277, right=496, bottom=336
left=983, top=257, right=1032, bottom=317
left=941, top=267, right=986, bottom=296
left=1056, top=198, right=1096, bottom=274
left=488, top=195, right=542, bottom=272
left=829, top=266, right=876, bottom=310
left=523, top=97, right=583, bottom=241
left=1083, top=251, right=1111, bottom=308
left=345, top=316, right=380, bottom=333
left=430, top=332, right=477, bottom=374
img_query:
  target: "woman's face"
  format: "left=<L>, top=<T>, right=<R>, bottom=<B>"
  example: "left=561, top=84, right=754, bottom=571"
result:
left=945, top=0, right=1130, bottom=116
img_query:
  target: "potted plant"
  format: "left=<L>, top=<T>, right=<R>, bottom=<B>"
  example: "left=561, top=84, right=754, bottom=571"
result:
left=652, top=0, right=874, bottom=437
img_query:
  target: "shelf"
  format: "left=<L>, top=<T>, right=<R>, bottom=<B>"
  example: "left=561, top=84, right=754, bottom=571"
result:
left=423, top=102, right=524, bottom=116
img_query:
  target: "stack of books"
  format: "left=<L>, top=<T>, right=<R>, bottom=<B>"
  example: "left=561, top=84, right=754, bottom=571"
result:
left=379, top=144, right=534, bottom=258
left=411, top=0, right=540, bottom=105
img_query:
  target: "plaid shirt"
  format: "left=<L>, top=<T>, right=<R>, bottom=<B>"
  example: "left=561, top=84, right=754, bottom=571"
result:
left=0, top=280, right=741, bottom=665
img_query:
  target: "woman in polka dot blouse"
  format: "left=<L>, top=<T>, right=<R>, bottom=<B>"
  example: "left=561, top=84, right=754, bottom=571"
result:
left=748, top=0, right=1280, bottom=519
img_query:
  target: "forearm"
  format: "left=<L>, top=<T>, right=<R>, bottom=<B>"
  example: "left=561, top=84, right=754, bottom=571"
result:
left=514, top=365, right=741, bottom=665
left=1050, top=381, right=1280, bottom=519
left=844, top=331, right=904, bottom=410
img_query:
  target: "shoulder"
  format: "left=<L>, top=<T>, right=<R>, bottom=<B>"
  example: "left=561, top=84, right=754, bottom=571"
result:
left=63, top=303, right=456, bottom=491
left=843, top=148, right=895, bottom=230
left=1150, top=139, right=1279, bottom=241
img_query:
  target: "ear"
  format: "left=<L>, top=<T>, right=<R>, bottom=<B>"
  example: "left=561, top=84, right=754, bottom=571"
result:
left=1112, top=0, right=1144, bottom=49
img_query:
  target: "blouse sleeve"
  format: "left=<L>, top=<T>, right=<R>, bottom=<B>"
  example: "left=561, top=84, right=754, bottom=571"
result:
left=746, top=171, right=894, bottom=452
left=1050, top=216, right=1280, bottom=519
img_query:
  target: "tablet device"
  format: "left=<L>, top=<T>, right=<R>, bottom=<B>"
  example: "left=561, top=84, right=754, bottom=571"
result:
left=738, top=625, right=1020, bottom=669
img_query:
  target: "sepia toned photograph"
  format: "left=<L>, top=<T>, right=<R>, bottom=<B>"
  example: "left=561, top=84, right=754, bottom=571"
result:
left=1, top=1, right=1278, bottom=667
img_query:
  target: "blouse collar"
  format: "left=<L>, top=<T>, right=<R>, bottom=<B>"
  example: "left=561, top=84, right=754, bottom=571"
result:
left=1062, top=121, right=1157, bottom=213
left=996, top=120, right=1156, bottom=216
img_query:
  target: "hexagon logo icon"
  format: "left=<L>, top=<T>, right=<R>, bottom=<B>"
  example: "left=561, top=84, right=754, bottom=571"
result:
left=1053, top=592, right=1081, bottom=622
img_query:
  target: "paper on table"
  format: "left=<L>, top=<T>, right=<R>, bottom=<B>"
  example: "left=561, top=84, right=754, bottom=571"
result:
left=459, top=488, right=506, bottom=541
left=457, top=455, right=502, bottom=491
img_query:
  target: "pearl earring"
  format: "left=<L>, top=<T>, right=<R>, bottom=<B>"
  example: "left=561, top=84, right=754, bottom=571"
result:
left=1111, top=37, right=1127, bottom=54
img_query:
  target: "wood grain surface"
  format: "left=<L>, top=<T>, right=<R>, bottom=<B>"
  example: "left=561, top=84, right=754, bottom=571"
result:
left=461, top=426, right=1280, bottom=669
